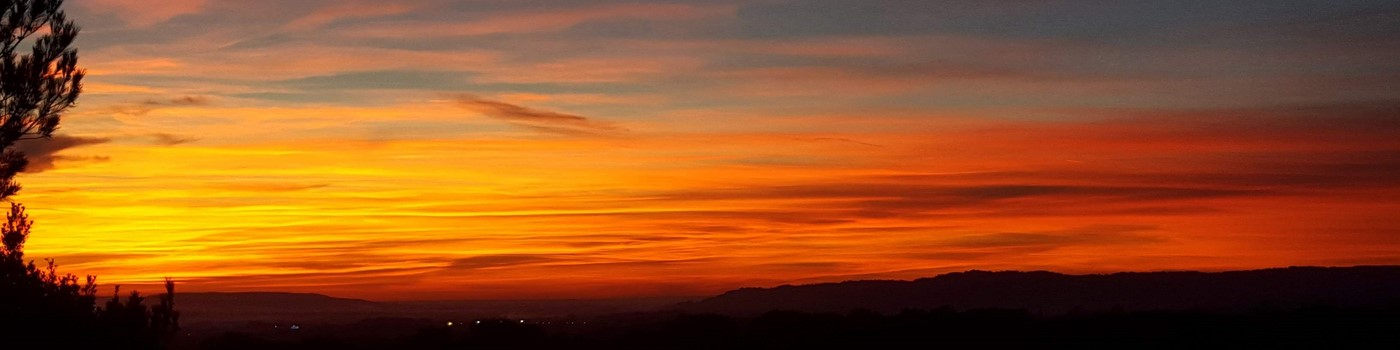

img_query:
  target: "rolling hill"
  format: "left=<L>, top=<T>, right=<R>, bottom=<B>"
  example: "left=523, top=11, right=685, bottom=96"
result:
left=679, top=266, right=1400, bottom=315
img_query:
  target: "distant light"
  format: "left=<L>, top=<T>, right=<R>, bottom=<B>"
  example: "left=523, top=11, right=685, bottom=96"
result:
left=290, top=324, right=301, bottom=331
left=520, top=320, right=525, bottom=323
left=446, top=321, right=453, bottom=326
left=475, top=320, right=481, bottom=324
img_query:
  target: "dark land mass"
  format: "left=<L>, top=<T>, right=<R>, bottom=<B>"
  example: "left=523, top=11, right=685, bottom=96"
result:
left=679, top=265, right=1400, bottom=315
left=172, top=266, right=1400, bottom=349
left=157, top=292, right=694, bottom=327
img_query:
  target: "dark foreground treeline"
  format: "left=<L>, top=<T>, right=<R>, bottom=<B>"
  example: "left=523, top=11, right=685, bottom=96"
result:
left=194, top=305, right=1400, bottom=349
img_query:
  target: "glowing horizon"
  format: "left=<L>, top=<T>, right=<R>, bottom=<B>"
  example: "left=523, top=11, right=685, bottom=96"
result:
left=16, top=0, right=1400, bottom=300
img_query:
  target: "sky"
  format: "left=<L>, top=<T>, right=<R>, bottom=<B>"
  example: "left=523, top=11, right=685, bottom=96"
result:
left=14, top=0, right=1400, bottom=300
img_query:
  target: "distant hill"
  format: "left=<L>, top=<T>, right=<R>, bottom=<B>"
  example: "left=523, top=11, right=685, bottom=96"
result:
left=144, top=292, right=384, bottom=326
left=148, top=292, right=694, bottom=327
left=174, top=292, right=382, bottom=310
left=678, top=266, right=1400, bottom=315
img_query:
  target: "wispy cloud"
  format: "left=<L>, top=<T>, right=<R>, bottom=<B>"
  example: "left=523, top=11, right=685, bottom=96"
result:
left=103, top=95, right=214, bottom=117
left=14, top=135, right=112, bottom=173
left=81, top=0, right=208, bottom=27
left=454, top=94, right=625, bottom=136
left=341, top=3, right=734, bottom=38
left=147, top=95, right=212, bottom=106
left=149, top=133, right=200, bottom=146
left=283, top=2, right=419, bottom=31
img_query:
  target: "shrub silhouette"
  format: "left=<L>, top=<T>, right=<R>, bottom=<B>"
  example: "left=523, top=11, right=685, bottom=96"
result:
left=2, top=202, right=182, bottom=349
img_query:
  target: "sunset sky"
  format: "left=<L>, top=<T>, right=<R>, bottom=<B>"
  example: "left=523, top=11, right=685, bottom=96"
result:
left=16, top=0, right=1400, bottom=300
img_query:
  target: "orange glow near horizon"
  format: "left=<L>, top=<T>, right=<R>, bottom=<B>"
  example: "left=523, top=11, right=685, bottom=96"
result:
left=13, top=1, right=1400, bottom=300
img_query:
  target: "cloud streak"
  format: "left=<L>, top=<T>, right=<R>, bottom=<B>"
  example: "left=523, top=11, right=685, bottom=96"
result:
left=342, top=3, right=734, bottom=38
left=14, top=135, right=112, bottom=173
left=150, top=133, right=200, bottom=146
left=81, top=0, right=208, bottom=27
left=455, top=94, right=625, bottom=136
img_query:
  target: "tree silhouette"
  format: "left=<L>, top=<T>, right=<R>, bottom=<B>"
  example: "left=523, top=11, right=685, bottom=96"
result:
left=0, top=0, right=84, bottom=200
left=0, top=1, right=177, bottom=348
left=151, top=278, right=181, bottom=337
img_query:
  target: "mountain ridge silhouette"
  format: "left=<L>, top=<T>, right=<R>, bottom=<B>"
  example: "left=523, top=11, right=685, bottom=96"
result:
left=679, top=265, right=1400, bottom=315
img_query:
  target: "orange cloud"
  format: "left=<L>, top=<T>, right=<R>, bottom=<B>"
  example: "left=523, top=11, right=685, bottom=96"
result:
left=82, top=0, right=207, bottom=27
left=20, top=101, right=1400, bottom=299
left=343, top=3, right=734, bottom=38
left=283, top=2, right=419, bottom=30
